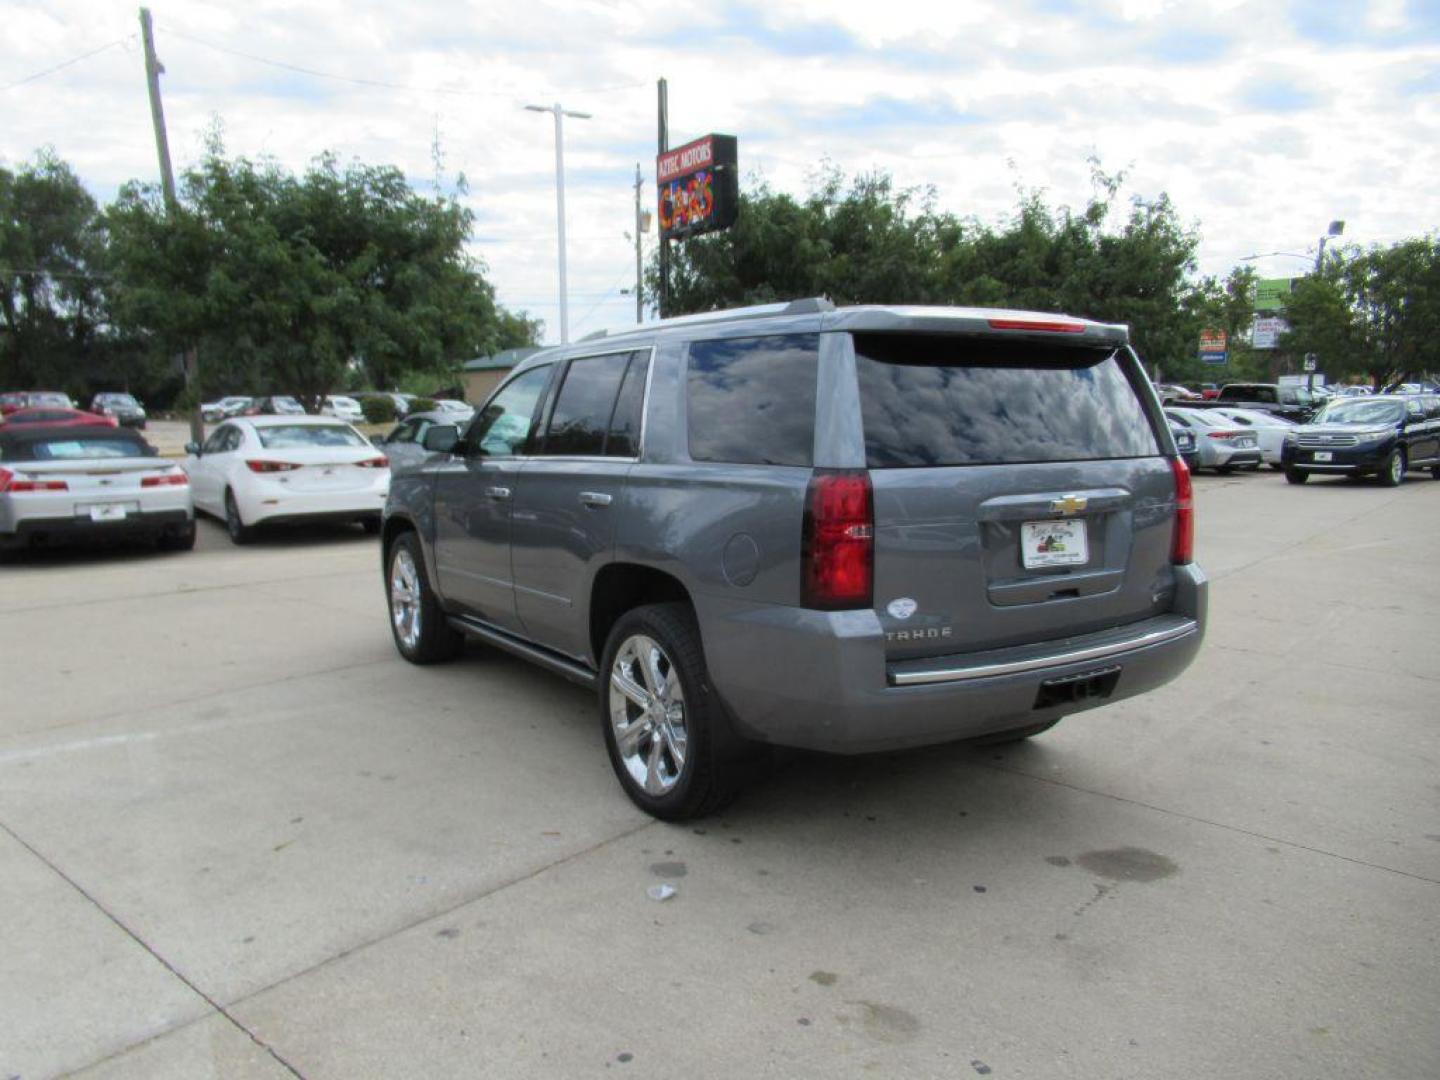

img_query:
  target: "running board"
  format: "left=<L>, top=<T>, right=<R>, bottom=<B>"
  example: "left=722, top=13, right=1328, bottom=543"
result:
left=446, top=615, right=598, bottom=689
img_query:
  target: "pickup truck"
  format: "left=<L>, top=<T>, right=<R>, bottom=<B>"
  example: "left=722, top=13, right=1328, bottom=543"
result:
left=1184, top=383, right=1321, bottom=423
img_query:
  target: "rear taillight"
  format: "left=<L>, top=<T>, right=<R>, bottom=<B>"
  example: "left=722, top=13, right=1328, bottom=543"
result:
left=1170, top=456, right=1194, bottom=565
left=355, top=456, right=388, bottom=469
left=1207, top=430, right=1244, bottom=440
left=802, top=470, right=874, bottom=610
left=141, top=471, right=189, bottom=487
left=0, top=468, right=68, bottom=492
left=246, top=460, right=302, bottom=473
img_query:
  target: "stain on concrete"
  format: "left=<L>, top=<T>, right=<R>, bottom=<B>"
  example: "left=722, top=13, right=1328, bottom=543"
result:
left=840, top=1000, right=921, bottom=1043
left=810, top=970, right=839, bottom=986
left=797, top=1017, right=812, bottom=1026
left=1077, top=847, right=1178, bottom=882
left=747, top=921, right=774, bottom=935
left=1045, top=855, right=1071, bottom=867
left=436, top=927, right=460, bottom=940
left=649, top=860, right=687, bottom=878
left=973, top=884, right=988, bottom=893
left=616, top=1051, right=633, bottom=1063
left=972, top=1061, right=993, bottom=1075
left=1424, top=834, right=1440, bottom=842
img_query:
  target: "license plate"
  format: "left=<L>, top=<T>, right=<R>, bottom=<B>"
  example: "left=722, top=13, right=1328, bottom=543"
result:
left=1313, top=451, right=1333, bottom=462
left=89, top=504, right=128, bottom=522
left=1021, top=519, right=1088, bottom=569
left=1237, top=437, right=1256, bottom=448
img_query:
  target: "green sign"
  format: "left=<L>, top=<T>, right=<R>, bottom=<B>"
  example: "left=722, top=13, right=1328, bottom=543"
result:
left=1255, top=277, right=1297, bottom=312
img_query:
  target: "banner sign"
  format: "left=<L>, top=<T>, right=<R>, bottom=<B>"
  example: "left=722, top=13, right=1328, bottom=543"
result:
left=657, top=134, right=738, bottom=241
left=1199, top=328, right=1227, bottom=365
left=1252, top=315, right=1289, bottom=350
left=1255, top=277, right=1297, bottom=312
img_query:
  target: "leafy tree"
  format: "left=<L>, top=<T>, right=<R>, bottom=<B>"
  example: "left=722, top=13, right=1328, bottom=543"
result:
left=1281, top=240, right=1440, bottom=387
left=0, top=151, right=108, bottom=395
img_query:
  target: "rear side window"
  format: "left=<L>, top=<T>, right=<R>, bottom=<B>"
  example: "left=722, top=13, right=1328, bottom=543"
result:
left=854, top=334, right=1161, bottom=468
left=605, top=352, right=649, bottom=458
left=687, top=333, right=819, bottom=466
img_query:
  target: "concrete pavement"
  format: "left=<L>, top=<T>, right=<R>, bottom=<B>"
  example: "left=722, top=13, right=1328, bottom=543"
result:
left=1, top=474, right=1437, bottom=1079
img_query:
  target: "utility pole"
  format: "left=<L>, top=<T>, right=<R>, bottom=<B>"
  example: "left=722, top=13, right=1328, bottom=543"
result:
left=633, top=164, right=644, bottom=324
left=525, top=102, right=590, bottom=344
left=139, top=8, right=202, bottom=443
left=656, top=77, right=669, bottom=320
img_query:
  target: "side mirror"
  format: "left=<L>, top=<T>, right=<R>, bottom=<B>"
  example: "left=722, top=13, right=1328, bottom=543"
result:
left=422, top=426, right=460, bottom=454
left=185, top=442, right=201, bottom=456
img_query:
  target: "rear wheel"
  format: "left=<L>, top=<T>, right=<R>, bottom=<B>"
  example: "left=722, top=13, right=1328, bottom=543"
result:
left=224, top=489, right=254, bottom=544
left=361, top=516, right=381, bottom=535
left=1285, top=468, right=1309, bottom=484
left=1430, top=466, right=1440, bottom=480
left=387, top=531, right=464, bottom=663
left=1379, top=448, right=1405, bottom=487
left=600, top=602, right=742, bottom=821
left=970, top=717, right=1063, bottom=746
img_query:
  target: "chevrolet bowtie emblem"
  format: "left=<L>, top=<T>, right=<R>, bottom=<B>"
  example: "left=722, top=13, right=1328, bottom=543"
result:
left=1050, top=495, right=1088, bottom=515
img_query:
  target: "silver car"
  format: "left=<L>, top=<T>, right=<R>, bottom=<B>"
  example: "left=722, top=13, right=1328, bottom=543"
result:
left=0, top=424, right=195, bottom=555
left=1208, top=407, right=1295, bottom=468
left=1165, top=408, right=1263, bottom=473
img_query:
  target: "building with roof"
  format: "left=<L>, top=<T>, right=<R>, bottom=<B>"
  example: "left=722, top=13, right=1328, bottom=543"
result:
left=461, top=347, right=542, bottom=405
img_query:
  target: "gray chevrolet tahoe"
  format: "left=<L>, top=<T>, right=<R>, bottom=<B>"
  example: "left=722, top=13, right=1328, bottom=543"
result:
left=382, top=300, right=1206, bottom=819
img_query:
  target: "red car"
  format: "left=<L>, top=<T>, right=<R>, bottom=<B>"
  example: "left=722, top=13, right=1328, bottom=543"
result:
left=0, top=407, right=117, bottom=428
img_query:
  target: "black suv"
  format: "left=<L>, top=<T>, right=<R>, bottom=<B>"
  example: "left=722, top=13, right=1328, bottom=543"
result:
left=1282, top=394, right=1440, bottom=485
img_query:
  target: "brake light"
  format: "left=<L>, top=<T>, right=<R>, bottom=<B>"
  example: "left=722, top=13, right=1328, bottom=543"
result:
left=1207, top=430, right=1244, bottom=440
left=1170, top=456, right=1193, bottom=565
left=986, top=318, right=1087, bottom=334
left=355, top=456, right=388, bottom=469
left=802, top=470, right=874, bottom=609
left=246, top=460, right=302, bottom=473
left=141, top=470, right=189, bottom=487
left=0, top=468, right=68, bottom=493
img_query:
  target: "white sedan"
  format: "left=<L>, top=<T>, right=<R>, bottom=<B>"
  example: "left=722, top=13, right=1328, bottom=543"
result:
left=1209, top=407, right=1296, bottom=467
left=184, top=416, right=389, bottom=544
left=320, top=395, right=365, bottom=422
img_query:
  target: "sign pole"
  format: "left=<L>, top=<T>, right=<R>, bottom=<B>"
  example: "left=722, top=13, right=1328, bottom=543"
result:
left=657, top=78, right=669, bottom=320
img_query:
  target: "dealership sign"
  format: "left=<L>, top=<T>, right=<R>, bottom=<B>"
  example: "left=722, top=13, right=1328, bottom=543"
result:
left=1255, top=277, right=1297, bottom=313
left=1199, top=328, right=1228, bottom=364
left=657, top=134, right=738, bottom=241
left=1252, top=315, right=1289, bottom=350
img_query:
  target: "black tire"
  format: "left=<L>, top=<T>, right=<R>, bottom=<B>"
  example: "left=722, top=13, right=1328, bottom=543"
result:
left=599, top=602, right=743, bottom=821
left=1285, top=468, right=1309, bottom=484
left=385, top=530, right=464, bottom=664
left=157, top=521, right=196, bottom=551
left=1269, top=463, right=1283, bottom=471
left=1378, top=448, right=1405, bottom=487
left=224, top=489, right=254, bottom=544
left=361, top=516, right=382, bottom=535
left=1430, top=466, right=1440, bottom=480
left=1216, top=465, right=1235, bottom=475
left=969, top=717, right=1063, bottom=746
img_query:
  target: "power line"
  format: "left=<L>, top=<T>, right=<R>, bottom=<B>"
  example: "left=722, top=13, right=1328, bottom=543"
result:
left=2, top=35, right=135, bottom=92
left=164, top=27, right=648, bottom=100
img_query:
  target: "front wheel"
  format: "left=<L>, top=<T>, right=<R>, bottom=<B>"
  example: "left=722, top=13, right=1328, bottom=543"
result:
left=386, top=531, right=464, bottom=663
left=1379, top=448, right=1405, bottom=487
left=1285, top=468, right=1309, bottom=484
left=600, top=603, right=742, bottom=821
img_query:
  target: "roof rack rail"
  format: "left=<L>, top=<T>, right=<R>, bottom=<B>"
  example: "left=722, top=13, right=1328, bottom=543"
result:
left=578, top=328, right=609, bottom=342
left=559, top=297, right=836, bottom=346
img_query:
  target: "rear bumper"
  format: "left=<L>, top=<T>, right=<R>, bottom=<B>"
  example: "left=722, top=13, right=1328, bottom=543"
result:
left=238, top=480, right=388, bottom=525
left=699, top=564, right=1207, bottom=753
left=1, top=508, right=190, bottom=547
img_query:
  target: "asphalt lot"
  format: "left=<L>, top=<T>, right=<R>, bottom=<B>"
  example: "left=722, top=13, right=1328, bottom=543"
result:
left=2, top=472, right=1438, bottom=1079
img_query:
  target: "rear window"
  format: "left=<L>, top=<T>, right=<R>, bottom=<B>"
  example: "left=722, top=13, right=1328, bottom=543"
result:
left=3, top=434, right=152, bottom=461
left=687, top=333, right=818, bottom=466
left=854, top=334, right=1160, bottom=468
left=256, top=425, right=368, bottom=449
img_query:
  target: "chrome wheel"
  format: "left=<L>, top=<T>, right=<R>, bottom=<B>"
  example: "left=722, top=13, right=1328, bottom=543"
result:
left=1388, top=451, right=1404, bottom=485
left=390, top=546, right=423, bottom=651
left=608, top=634, right=688, bottom=796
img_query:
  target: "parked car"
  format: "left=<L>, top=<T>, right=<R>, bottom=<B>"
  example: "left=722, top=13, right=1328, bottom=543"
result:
left=90, top=392, right=148, bottom=428
left=0, top=424, right=194, bottom=556
left=320, top=395, right=365, bottom=422
left=1165, top=408, right=1264, bottom=473
left=202, top=396, right=253, bottom=422
left=355, top=391, right=414, bottom=418
left=5, top=391, right=76, bottom=412
left=1281, top=394, right=1440, bottom=486
left=378, top=411, right=466, bottom=475
left=1332, top=385, right=1373, bottom=398
left=184, top=416, right=389, bottom=543
left=246, top=395, right=306, bottom=416
left=1154, top=383, right=1201, bottom=403
left=1197, top=383, right=1319, bottom=423
left=1, top=407, right=116, bottom=429
left=429, top=398, right=474, bottom=417
left=0, top=392, right=29, bottom=416
left=1168, top=419, right=1200, bottom=472
left=1208, top=407, right=1295, bottom=468
left=1199, top=383, right=1220, bottom=400
left=381, top=299, right=1206, bottom=819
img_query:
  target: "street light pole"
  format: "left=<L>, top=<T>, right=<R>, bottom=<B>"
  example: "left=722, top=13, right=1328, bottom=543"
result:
left=1315, top=220, right=1345, bottom=274
left=525, top=102, right=591, bottom=344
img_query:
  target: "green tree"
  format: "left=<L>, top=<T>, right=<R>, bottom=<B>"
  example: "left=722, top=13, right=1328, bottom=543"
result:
left=0, top=151, right=108, bottom=395
left=106, top=147, right=536, bottom=410
left=1281, top=240, right=1440, bottom=387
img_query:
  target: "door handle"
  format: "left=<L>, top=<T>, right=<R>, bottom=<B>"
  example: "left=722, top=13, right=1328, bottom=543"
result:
left=485, top=486, right=512, bottom=501
left=579, top=491, right=613, bottom=508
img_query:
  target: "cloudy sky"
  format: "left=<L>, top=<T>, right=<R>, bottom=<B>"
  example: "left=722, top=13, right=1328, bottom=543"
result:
left=5, top=0, right=1439, bottom=345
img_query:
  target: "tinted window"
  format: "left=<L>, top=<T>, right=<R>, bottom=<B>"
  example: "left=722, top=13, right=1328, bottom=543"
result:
left=542, top=352, right=632, bottom=456
left=4, top=434, right=151, bottom=461
left=606, top=351, right=648, bottom=458
left=257, top=424, right=368, bottom=449
left=855, top=334, right=1161, bottom=468
left=202, top=425, right=235, bottom=454
left=470, top=365, right=552, bottom=457
left=687, top=334, right=819, bottom=466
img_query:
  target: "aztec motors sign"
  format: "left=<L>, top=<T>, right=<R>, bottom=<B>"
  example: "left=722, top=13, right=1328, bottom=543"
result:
left=656, top=134, right=738, bottom=241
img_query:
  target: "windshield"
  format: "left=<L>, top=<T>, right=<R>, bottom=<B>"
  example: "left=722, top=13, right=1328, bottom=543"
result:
left=98, top=394, right=139, bottom=406
left=256, top=424, right=368, bottom=449
left=1315, top=400, right=1404, bottom=425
